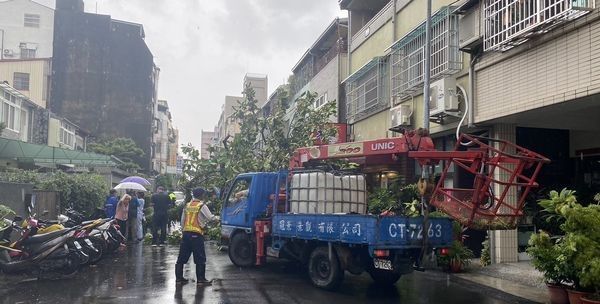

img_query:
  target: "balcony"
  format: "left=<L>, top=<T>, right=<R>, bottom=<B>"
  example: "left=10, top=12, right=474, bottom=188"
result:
left=345, top=57, right=389, bottom=123
left=290, top=36, right=348, bottom=98
left=390, top=6, right=462, bottom=100
left=483, top=0, right=595, bottom=51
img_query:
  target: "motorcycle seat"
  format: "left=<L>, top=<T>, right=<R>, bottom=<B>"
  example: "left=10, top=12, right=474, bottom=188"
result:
left=23, top=228, right=71, bottom=244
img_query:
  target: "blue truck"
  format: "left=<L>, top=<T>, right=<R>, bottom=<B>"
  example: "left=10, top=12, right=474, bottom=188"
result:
left=220, top=171, right=453, bottom=290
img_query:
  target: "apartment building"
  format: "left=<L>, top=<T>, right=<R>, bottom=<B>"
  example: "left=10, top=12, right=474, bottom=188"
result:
left=340, top=0, right=599, bottom=263
left=0, top=0, right=54, bottom=109
left=152, top=99, right=178, bottom=174
left=288, top=18, right=349, bottom=124
left=1, top=81, right=87, bottom=150
left=200, top=130, right=216, bottom=159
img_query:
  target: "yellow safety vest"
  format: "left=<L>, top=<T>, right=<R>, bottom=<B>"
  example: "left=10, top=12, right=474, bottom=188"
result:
left=183, top=200, right=204, bottom=235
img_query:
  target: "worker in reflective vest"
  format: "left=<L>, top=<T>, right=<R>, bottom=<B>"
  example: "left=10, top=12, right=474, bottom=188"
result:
left=175, top=187, right=219, bottom=285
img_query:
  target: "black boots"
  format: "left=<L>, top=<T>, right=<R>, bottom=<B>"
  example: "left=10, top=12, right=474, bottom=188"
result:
left=196, top=263, right=212, bottom=285
left=175, top=264, right=188, bottom=285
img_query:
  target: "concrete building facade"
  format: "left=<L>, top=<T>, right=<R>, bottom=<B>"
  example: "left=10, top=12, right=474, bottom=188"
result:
left=200, top=130, right=216, bottom=159
left=244, top=73, right=268, bottom=108
left=288, top=18, right=349, bottom=124
left=0, top=58, right=51, bottom=108
left=50, top=0, right=158, bottom=171
left=339, top=0, right=600, bottom=263
left=152, top=99, right=178, bottom=174
left=0, top=0, right=54, bottom=61
left=1, top=81, right=86, bottom=150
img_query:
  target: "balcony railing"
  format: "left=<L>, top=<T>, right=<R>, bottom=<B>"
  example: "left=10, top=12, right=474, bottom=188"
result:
left=290, top=42, right=347, bottom=98
left=390, top=6, right=462, bottom=100
left=484, top=0, right=595, bottom=51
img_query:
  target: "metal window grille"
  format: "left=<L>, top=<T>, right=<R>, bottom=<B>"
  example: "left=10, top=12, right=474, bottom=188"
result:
left=483, top=0, right=595, bottom=51
left=13, top=73, right=30, bottom=91
left=345, top=57, right=389, bottom=124
left=390, top=6, right=462, bottom=100
left=24, top=14, right=40, bottom=28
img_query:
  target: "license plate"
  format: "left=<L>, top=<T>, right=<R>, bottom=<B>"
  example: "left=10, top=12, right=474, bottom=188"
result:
left=373, top=258, right=393, bottom=270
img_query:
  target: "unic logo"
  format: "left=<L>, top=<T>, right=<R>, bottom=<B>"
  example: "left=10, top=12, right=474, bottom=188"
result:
left=370, top=141, right=395, bottom=151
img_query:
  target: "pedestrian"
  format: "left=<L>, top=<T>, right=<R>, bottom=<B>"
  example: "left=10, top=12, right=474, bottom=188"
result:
left=127, top=191, right=139, bottom=242
left=175, top=187, right=219, bottom=285
left=115, top=194, right=131, bottom=237
left=136, top=192, right=145, bottom=242
left=151, top=186, right=171, bottom=247
left=105, top=189, right=118, bottom=219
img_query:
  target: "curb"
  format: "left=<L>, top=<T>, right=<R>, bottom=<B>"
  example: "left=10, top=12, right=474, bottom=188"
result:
left=452, top=272, right=548, bottom=304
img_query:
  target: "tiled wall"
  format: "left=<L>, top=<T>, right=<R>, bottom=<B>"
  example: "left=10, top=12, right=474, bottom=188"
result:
left=475, top=11, right=600, bottom=124
left=491, top=124, right=519, bottom=263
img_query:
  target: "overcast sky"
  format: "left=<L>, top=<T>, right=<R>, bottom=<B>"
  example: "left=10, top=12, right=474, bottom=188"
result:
left=37, top=0, right=346, bottom=149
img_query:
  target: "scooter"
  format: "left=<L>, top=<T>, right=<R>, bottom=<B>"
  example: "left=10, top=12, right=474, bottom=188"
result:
left=0, top=215, right=86, bottom=279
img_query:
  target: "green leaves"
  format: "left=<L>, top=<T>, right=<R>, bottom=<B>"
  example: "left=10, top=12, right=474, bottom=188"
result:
left=39, top=171, right=109, bottom=215
left=88, top=137, right=145, bottom=171
left=0, top=204, right=15, bottom=230
left=180, top=86, right=338, bottom=198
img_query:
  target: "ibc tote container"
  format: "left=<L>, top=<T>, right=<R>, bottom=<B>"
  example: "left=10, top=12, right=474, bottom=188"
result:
left=289, top=171, right=367, bottom=214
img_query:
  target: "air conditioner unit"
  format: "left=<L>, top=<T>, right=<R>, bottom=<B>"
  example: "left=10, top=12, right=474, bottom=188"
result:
left=429, top=77, right=459, bottom=117
left=390, top=103, right=412, bottom=128
left=3, top=49, right=14, bottom=56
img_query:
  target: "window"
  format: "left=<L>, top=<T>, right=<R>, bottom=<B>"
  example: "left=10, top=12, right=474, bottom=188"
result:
left=225, top=178, right=252, bottom=208
left=390, top=6, right=461, bottom=99
left=314, top=93, right=328, bottom=108
left=20, top=48, right=36, bottom=59
left=13, top=73, right=30, bottom=91
left=59, top=121, right=75, bottom=148
left=24, top=14, right=40, bottom=28
left=0, top=91, right=21, bottom=132
left=345, top=57, right=388, bottom=123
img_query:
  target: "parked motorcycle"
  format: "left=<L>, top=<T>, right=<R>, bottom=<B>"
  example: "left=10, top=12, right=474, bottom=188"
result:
left=0, top=215, right=86, bottom=279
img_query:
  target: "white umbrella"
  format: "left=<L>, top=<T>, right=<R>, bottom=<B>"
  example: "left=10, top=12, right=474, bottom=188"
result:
left=114, top=182, right=147, bottom=191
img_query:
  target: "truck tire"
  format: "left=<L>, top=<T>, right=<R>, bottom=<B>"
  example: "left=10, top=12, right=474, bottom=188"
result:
left=228, top=232, right=255, bottom=267
left=367, top=268, right=401, bottom=285
left=308, top=247, right=344, bottom=290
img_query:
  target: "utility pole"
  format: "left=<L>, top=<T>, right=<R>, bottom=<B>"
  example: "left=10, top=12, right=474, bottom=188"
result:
left=423, top=0, right=432, bottom=132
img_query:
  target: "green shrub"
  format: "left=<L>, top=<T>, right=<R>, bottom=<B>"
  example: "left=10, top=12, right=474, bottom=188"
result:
left=39, top=172, right=108, bottom=215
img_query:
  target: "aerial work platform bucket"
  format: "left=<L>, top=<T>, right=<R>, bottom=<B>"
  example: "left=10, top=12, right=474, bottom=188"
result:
left=409, top=134, right=550, bottom=230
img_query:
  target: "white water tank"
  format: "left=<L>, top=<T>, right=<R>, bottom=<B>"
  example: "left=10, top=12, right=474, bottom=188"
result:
left=289, top=172, right=367, bottom=214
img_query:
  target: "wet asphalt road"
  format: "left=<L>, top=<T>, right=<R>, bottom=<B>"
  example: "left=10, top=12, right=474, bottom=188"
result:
left=0, top=243, right=538, bottom=304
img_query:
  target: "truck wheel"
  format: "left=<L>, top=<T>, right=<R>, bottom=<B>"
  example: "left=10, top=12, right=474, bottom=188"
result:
left=308, top=247, right=344, bottom=290
left=367, top=268, right=401, bottom=285
left=228, top=232, right=255, bottom=267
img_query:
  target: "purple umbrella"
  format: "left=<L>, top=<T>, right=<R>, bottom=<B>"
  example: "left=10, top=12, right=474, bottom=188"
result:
left=120, top=176, right=151, bottom=186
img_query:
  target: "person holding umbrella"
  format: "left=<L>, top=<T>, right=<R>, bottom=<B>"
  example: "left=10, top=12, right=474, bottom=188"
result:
left=175, top=187, right=219, bottom=285
left=115, top=194, right=131, bottom=237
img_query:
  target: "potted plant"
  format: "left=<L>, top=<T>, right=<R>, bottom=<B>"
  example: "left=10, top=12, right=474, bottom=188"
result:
left=561, top=204, right=600, bottom=304
left=527, top=230, right=569, bottom=304
left=531, top=189, right=600, bottom=304
left=437, top=240, right=475, bottom=273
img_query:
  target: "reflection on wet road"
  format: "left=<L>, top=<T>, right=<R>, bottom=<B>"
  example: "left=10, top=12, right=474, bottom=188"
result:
left=0, top=243, right=536, bottom=304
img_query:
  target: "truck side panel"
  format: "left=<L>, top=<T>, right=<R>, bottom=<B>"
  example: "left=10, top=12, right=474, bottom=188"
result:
left=273, top=214, right=453, bottom=248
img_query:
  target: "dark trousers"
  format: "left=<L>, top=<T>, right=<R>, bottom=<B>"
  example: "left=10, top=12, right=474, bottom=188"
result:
left=152, top=216, right=167, bottom=245
left=127, top=216, right=138, bottom=241
left=116, top=219, right=127, bottom=237
left=175, top=232, right=207, bottom=281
